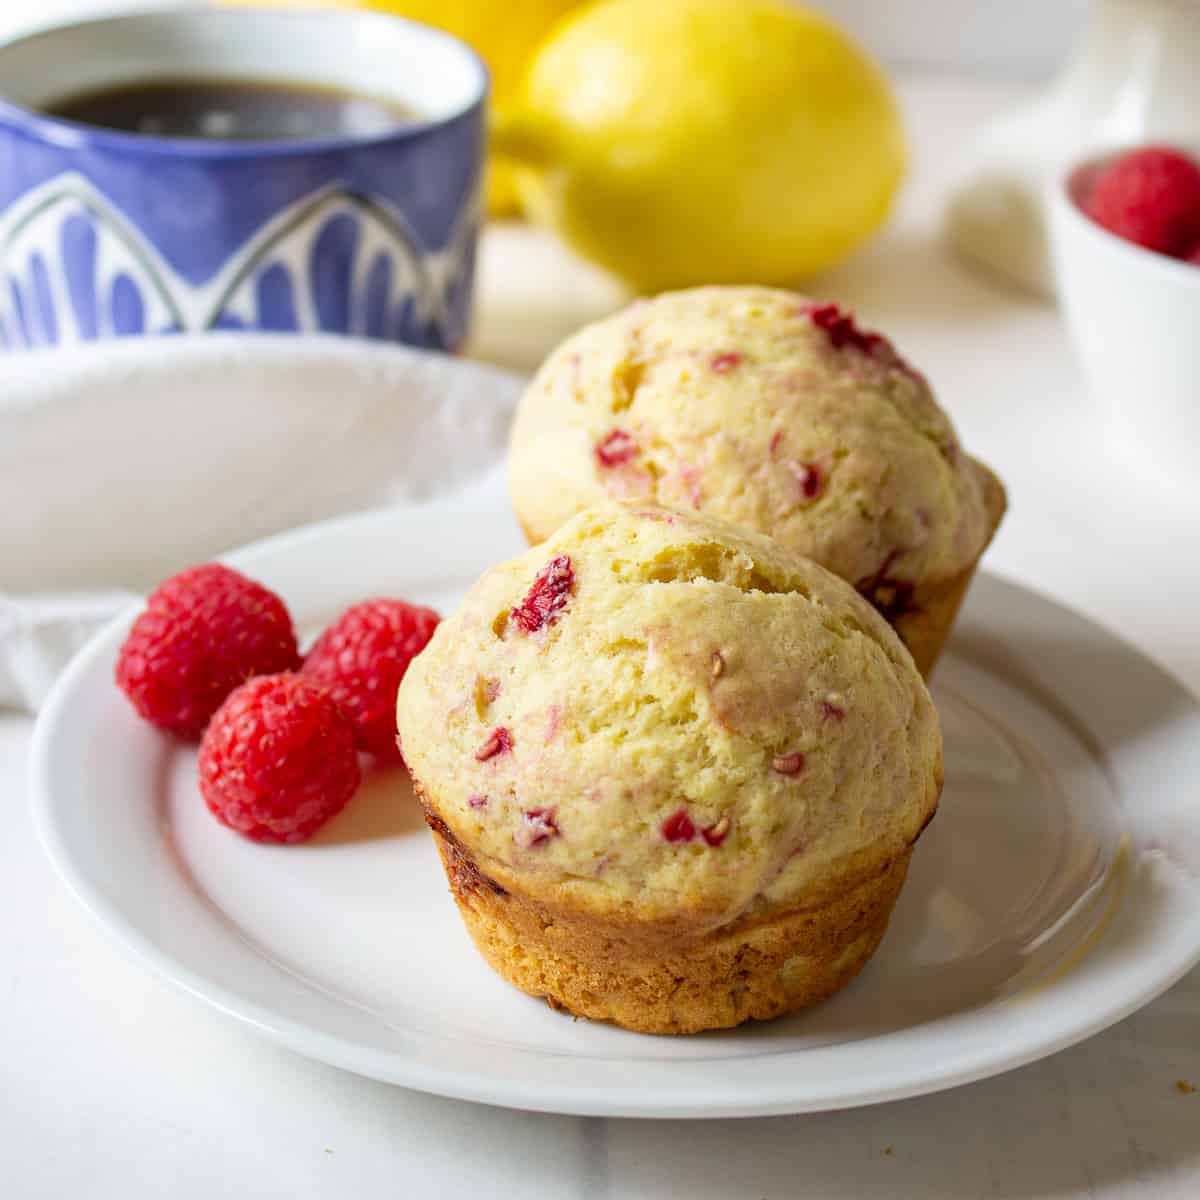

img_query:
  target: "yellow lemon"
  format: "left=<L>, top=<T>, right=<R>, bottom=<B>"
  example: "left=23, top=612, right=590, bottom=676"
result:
left=494, top=0, right=905, bottom=290
left=221, top=0, right=586, bottom=214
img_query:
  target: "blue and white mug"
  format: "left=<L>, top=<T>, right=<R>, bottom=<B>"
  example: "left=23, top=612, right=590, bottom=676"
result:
left=0, top=8, right=487, bottom=351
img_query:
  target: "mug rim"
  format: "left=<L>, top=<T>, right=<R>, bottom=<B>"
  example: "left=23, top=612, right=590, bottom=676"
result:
left=0, top=5, right=489, bottom=159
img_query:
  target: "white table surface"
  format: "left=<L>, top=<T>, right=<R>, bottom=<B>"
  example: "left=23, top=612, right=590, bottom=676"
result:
left=4, top=75, right=1200, bottom=1198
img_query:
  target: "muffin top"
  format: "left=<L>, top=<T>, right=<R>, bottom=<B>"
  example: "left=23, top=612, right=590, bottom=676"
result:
left=509, top=286, right=996, bottom=601
left=397, top=502, right=941, bottom=932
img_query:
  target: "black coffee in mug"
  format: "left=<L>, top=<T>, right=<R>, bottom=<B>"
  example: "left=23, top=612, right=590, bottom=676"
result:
left=43, top=77, right=419, bottom=140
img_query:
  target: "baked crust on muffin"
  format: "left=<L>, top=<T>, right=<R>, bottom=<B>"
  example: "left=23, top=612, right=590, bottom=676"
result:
left=508, top=286, right=1004, bottom=674
left=397, top=502, right=942, bottom=1033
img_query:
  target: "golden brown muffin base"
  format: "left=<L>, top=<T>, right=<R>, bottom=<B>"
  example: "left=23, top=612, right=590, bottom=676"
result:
left=425, top=813, right=913, bottom=1036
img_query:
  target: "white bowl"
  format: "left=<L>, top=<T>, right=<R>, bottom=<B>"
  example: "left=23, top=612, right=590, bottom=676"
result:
left=1047, top=152, right=1200, bottom=490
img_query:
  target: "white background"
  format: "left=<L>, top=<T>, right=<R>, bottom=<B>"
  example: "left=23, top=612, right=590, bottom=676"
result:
left=3, top=3, right=1200, bottom=1197
left=0, top=0, right=1090, bottom=76
left=3, top=72, right=1200, bottom=1197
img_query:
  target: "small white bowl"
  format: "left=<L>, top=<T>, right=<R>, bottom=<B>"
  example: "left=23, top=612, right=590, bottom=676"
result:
left=1047, top=152, right=1200, bottom=490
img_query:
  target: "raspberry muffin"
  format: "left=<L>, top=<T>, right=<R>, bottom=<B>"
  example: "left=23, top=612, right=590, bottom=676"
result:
left=396, top=502, right=942, bottom=1034
left=508, top=286, right=1005, bottom=675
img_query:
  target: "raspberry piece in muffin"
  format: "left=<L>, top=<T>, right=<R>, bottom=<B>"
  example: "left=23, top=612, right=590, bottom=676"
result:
left=702, top=817, right=731, bottom=848
left=805, top=302, right=892, bottom=358
left=594, top=429, right=639, bottom=467
left=787, top=460, right=824, bottom=501
left=475, top=726, right=513, bottom=761
left=661, top=808, right=696, bottom=843
left=520, top=807, right=559, bottom=847
left=771, top=751, right=806, bottom=775
left=511, top=555, right=575, bottom=633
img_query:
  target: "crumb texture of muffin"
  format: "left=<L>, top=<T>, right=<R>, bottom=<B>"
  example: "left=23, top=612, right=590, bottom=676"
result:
left=397, top=502, right=942, bottom=1033
left=508, top=286, right=1004, bottom=671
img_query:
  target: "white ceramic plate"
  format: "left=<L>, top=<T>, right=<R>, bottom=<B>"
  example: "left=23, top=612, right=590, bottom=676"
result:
left=30, top=478, right=1200, bottom=1118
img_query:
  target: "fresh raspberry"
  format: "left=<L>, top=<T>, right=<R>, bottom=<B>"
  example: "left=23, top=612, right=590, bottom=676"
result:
left=511, top=555, right=575, bottom=633
left=594, top=429, right=639, bottom=467
left=1187, top=243, right=1200, bottom=265
left=301, top=599, right=440, bottom=762
left=772, top=752, right=806, bottom=775
left=115, top=563, right=299, bottom=738
left=1083, top=147, right=1200, bottom=256
left=198, top=673, right=360, bottom=844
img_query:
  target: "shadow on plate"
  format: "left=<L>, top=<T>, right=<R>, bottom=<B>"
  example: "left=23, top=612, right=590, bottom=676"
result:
left=312, top=763, right=425, bottom=847
left=951, top=617, right=1196, bottom=760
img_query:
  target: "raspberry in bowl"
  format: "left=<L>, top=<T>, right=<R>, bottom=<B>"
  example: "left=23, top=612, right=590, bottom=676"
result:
left=1078, top=146, right=1200, bottom=260
left=1048, top=144, right=1200, bottom=490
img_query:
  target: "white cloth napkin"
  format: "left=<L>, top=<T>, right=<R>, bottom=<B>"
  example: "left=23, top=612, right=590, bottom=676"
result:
left=0, top=334, right=523, bottom=711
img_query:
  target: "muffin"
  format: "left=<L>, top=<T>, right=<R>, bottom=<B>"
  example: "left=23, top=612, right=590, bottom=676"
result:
left=508, top=286, right=1005, bottom=675
left=396, top=502, right=942, bottom=1034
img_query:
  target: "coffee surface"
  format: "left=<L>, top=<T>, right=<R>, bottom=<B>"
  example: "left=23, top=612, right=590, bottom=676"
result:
left=44, top=77, right=418, bottom=140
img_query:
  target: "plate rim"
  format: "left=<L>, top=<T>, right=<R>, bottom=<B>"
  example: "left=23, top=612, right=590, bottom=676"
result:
left=29, top=504, right=1200, bottom=1119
